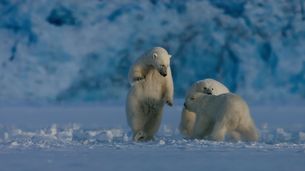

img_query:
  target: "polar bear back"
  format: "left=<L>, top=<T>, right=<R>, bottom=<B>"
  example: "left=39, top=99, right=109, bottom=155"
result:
left=196, top=93, right=249, bottom=121
left=207, top=94, right=251, bottom=124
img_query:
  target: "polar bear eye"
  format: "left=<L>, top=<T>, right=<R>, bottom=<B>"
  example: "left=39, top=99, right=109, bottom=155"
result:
left=203, top=87, right=207, bottom=90
left=160, top=64, right=165, bottom=68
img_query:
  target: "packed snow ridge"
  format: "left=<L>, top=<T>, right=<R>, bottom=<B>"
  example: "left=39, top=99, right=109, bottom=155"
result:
left=0, top=124, right=304, bottom=151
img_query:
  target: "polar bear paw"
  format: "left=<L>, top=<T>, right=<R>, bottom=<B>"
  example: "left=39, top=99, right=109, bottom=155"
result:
left=133, top=76, right=145, bottom=82
left=165, top=99, right=173, bottom=106
left=134, top=131, right=147, bottom=141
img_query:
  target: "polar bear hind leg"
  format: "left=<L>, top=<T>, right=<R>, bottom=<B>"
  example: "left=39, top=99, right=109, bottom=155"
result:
left=227, top=131, right=241, bottom=142
left=237, top=124, right=259, bottom=142
left=133, top=99, right=164, bottom=142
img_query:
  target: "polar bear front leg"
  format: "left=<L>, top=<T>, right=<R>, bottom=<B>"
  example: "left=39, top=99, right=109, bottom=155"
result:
left=227, top=131, right=241, bottom=142
left=237, top=124, right=259, bottom=142
left=209, top=122, right=227, bottom=141
left=191, top=114, right=212, bottom=139
left=128, top=65, right=145, bottom=84
left=179, top=108, right=195, bottom=137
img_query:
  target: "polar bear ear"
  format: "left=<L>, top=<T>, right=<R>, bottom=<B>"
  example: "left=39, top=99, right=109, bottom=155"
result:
left=153, top=53, right=158, bottom=59
left=168, top=54, right=172, bottom=58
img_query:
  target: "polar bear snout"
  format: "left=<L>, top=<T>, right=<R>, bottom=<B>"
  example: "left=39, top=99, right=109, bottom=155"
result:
left=158, top=68, right=167, bottom=77
left=160, top=72, right=167, bottom=77
left=184, top=94, right=199, bottom=111
left=203, top=87, right=213, bottom=95
left=184, top=99, right=193, bottom=110
left=184, top=101, right=193, bottom=110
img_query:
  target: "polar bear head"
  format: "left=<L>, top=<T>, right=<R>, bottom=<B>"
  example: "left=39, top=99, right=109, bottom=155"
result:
left=184, top=92, right=207, bottom=113
left=192, top=79, right=229, bottom=96
left=149, top=47, right=172, bottom=77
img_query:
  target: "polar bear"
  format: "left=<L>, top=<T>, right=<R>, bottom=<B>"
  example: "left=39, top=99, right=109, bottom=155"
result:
left=179, top=79, right=229, bottom=138
left=184, top=92, right=259, bottom=141
left=126, top=47, right=174, bottom=141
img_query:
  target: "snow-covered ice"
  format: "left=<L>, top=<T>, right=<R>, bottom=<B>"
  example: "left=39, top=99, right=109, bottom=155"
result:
left=0, top=102, right=304, bottom=171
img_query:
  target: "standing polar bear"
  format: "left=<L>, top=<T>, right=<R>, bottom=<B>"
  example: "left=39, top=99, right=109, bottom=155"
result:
left=184, top=92, right=259, bottom=141
left=126, top=47, right=174, bottom=141
left=179, top=79, right=229, bottom=138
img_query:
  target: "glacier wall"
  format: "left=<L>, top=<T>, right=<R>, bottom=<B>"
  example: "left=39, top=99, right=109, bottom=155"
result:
left=0, top=0, right=305, bottom=103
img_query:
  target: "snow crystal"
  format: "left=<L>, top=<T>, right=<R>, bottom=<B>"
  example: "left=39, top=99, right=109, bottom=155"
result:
left=106, top=131, right=113, bottom=142
left=123, top=134, right=129, bottom=142
left=10, top=141, right=19, bottom=147
left=50, top=124, right=57, bottom=137
left=159, top=140, right=166, bottom=145
left=88, top=131, right=99, bottom=137
left=105, top=129, right=124, bottom=142
left=276, top=128, right=292, bottom=141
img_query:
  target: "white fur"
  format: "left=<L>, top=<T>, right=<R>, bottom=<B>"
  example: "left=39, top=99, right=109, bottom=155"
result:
left=185, top=92, right=259, bottom=142
left=126, top=47, right=174, bottom=141
left=179, top=79, right=229, bottom=138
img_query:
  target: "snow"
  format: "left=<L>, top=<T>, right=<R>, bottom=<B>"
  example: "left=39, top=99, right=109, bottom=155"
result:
left=0, top=103, right=304, bottom=171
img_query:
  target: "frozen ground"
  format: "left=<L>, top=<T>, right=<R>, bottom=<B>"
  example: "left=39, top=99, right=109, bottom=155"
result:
left=0, top=102, right=305, bottom=171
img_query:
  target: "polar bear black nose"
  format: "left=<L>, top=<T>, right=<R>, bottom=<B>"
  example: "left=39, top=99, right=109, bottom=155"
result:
left=159, top=69, right=167, bottom=77
left=183, top=103, right=187, bottom=108
left=203, top=88, right=212, bottom=95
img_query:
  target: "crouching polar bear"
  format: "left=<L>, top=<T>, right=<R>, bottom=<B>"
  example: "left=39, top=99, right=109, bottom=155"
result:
left=179, top=79, right=229, bottom=138
left=126, top=47, right=174, bottom=141
left=184, top=92, right=259, bottom=141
